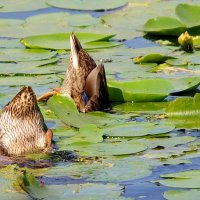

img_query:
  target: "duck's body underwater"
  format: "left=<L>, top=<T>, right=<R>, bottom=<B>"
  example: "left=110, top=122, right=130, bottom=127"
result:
left=0, top=86, right=53, bottom=156
left=38, top=33, right=110, bottom=112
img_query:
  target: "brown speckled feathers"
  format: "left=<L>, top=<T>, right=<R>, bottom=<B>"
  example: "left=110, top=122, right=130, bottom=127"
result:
left=61, top=33, right=110, bottom=112
left=0, top=86, right=52, bottom=155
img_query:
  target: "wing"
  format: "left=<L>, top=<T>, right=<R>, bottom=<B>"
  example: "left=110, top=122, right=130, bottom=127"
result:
left=84, top=64, right=110, bottom=112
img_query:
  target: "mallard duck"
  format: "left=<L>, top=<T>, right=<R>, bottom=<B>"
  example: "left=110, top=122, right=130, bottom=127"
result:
left=0, top=86, right=53, bottom=156
left=38, top=33, right=110, bottom=112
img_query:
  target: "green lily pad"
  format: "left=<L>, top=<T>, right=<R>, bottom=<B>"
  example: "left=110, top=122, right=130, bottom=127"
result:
left=0, top=19, right=25, bottom=38
left=166, top=93, right=200, bottom=118
left=139, top=136, right=196, bottom=149
left=46, top=158, right=152, bottom=182
left=67, top=141, right=147, bottom=156
left=143, top=16, right=186, bottom=36
left=47, top=94, right=118, bottom=128
left=103, top=122, right=175, bottom=138
left=0, top=0, right=49, bottom=12
left=21, top=32, right=116, bottom=50
left=46, top=0, right=127, bottom=11
left=108, top=76, right=200, bottom=102
left=166, top=93, right=200, bottom=128
left=0, top=74, right=60, bottom=89
left=134, top=54, right=175, bottom=64
left=164, top=189, right=200, bottom=200
left=0, top=38, right=24, bottom=49
left=156, top=170, right=200, bottom=188
left=0, top=49, right=57, bottom=62
left=176, top=4, right=200, bottom=27
left=108, top=79, right=173, bottom=102
left=68, top=14, right=100, bottom=27
left=112, top=102, right=168, bottom=113
left=15, top=171, right=128, bottom=200
left=0, top=58, right=59, bottom=75
left=171, top=76, right=200, bottom=93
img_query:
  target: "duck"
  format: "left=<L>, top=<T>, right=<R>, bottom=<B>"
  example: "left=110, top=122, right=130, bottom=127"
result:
left=0, top=86, right=53, bottom=156
left=38, top=33, right=110, bottom=112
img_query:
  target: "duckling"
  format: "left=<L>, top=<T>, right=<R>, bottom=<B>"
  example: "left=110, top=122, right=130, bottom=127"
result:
left=38, top=33, right=110, bottom=112
left=0, top=86, right=53, bottom=156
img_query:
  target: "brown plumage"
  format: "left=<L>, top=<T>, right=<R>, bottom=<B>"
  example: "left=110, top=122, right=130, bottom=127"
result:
left=0, top=86, right=53, bottom=156
left=38, top=33, right=110, bottom=112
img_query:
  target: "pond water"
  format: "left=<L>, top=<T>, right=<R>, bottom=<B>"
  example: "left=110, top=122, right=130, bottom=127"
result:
left=1, top=1, right=200, bottom=200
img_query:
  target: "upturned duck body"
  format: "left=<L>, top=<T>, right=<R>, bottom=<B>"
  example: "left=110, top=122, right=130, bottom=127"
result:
left=38, top=33, right=110, bottom=112
left=0, top=86, right=53, bottom=156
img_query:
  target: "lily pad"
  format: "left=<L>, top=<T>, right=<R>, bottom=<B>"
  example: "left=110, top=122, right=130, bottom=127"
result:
left=112, top=102, right=168, bottom=113
left=108, top=79, right=173, bottom=102
left=21, top=32, right=117, bottom=50
left=67, top=141, right=147, bottom=156
left=0, top=19, right=25, bottom=38
left=134, top=53, right=175, bottom=64
left=108, top=76, right=200, bottom=102
left=166, top=93, right=200, bottom=128
left=143, top=16, right=186, bottom=36
left=0, top=58, right=59, bottom=75
left=47, top=94, right=117, bottom=128
left=46, top=158, right=152, bottom=182
left=156, top=170, right=200, bottom=188
left=46, top=0, right=127, bottom=11
left=166, top=93, right=200, bottom=119
left=176, top=4, right=200, bottom=27
left=0, top=0, right=49, bottom=12
left=0, top=49, right=57, bottom=62
left=164, top=189, right=200, bottom=200
left=0, top=38, right=24, bottom=49
left=15, top=171, right=128, bottom=200
left=103, top=122, right=175, bottom=138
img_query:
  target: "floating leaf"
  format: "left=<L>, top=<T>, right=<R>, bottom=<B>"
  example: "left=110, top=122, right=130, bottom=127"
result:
left=46, top=158, right=152, bottom=182
left=67, top=141, right=147, bottom=156
left=108, top=79, right=173, bottom=102
left=139, top=136, right=196, bottom=149
left=156, top=170, right=200, bottom=188
left=164, top=189, right=200, bottom=200
left=103, top=122, right=174, bottom=138
left=0, top=58, right=59, bottom=75
left=47, top=94, right=118, bottom=128
left=134, top=53, right=175, bottom=64
left=0, top=38, right=24, bottom=49
left=143, top=16, right=186, bottom=36
left=21, top=32, right=116, bottom=50
left=0, top=49, right=57, bottom=62
left=166, top=93, right=200, bottom=128
left=16, top=171, right=127, bottom=200
left=0, top=0, right=49, bottom=12
left=108, top=76, right=200, bottom=102
left=46, top=0, right=127, bottom=11
left=112, top=102, right=168, bottom=113
left=176, top=4, right=200, bottom=27
left=171, top=76, right=200, bottom=93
